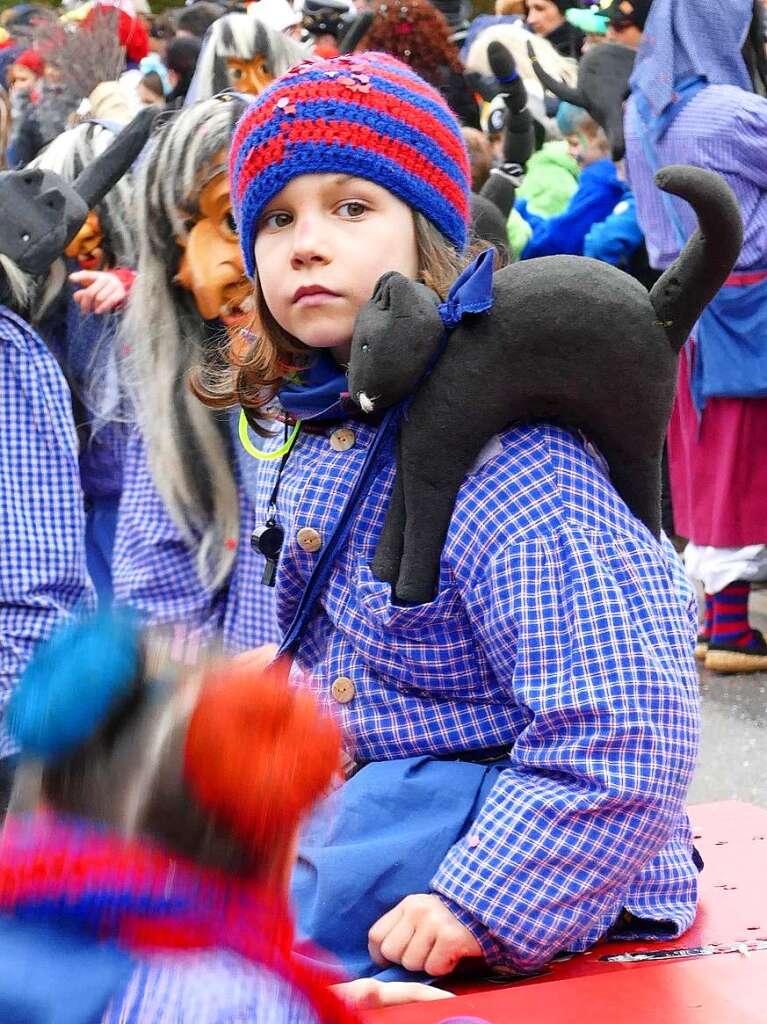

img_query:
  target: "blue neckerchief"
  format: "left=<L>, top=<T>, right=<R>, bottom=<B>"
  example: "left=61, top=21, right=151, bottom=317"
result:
left=277, top=252, right=497, bottom=654
left=277, top=353, right=349, bottom=421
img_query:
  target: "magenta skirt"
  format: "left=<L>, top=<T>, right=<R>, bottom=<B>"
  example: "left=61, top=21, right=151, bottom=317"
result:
left=668, top=345, right=767, bottom=547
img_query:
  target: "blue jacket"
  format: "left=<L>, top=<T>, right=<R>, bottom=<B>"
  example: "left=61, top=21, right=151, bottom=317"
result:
left=520, top=159, right=629, bottom=260
left=584, top=193, right=645, bottom=268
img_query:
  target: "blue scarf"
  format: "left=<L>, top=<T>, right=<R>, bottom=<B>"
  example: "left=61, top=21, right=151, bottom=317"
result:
left=277, top=354, right=350, bottom=422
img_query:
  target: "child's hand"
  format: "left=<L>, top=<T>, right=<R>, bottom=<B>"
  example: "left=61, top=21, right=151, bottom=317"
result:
left=231, top=644, right=279, bottom=671
left=332, top=978, right=454, bottom=1008
left=69, top=270, right=128, bottom=315
left=368, top=893, right=483, bottom=976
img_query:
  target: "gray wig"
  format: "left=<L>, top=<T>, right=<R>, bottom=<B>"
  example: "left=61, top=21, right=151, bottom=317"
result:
left=120, top=95, right=248, bottom=592
left=185, top=12, right=307, bottom=104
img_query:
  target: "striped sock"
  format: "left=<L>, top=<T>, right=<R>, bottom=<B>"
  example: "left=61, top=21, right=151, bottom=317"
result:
left=700, top=593, right=714, bottom=641
left=711, top=582, right=760, bottom=649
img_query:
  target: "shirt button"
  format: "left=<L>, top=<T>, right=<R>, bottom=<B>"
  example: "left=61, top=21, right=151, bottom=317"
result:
left=331, top=676, right=355, bottom=703
left=329, top=428, right=356, bottom=452
left=296, top=527, right=322, bottom=553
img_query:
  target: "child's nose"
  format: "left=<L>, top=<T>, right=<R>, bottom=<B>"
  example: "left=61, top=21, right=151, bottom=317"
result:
left=290, top=215, right=330, bottom=267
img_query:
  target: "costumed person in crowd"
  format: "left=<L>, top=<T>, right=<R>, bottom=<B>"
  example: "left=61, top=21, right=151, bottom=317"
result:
left=625, top=0, right=767, bottom=673
left=604, top=0, right=650, bottom=49
left=0, top=613, right=451, bottom=1018
left=302, top=0, right=350, bottom=59
left=113, top=95, right=279, bottom=651
left=82, top=2, right=150, bottom=70
left=7, top=8, right=127, bottom=167
left=565, top=4, right=608, bottom=53
left=185, top=11, right=306, bottom=104
left=192, top=52, right=732, bottom=980
left=519, top=103, right=628, bottom=258
left=0, top=112, right=149, bottom=806
left=164, top=35, right=202, bottom=107
left=358, top=0, right=480, bottom=128
left=27, top=119, right=142, bottom=604
left=525, top=0, right=583, bottom=57
left=175, top=1, right=226, bottom=41
left=7, top=48, right=44, bottom=101
left=464, top=22, right=577, bottom=142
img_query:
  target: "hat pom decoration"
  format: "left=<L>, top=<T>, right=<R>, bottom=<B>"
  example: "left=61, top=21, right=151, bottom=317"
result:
left=184, top=659, right=342, bottom=855
left=8, top=612, right=142, bottom=762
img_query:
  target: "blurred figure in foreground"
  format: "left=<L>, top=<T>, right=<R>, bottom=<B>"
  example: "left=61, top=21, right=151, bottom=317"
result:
left=0, top=615, right=451, bottom=1020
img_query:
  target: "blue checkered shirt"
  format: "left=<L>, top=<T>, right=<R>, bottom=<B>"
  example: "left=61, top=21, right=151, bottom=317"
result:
left=244, top=416, right=700, bottom=972
left=104, top=951, right=322, bottom=1023
left=112, top=429, right=279, bottom=650
left=0, top=306, right=96, bottom=757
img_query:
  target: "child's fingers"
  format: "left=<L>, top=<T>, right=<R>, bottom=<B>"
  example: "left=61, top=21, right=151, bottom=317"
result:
left=331, top=979, right=453, bottom=1008
left=400, top=925, right=439, bottom=973
left=93, top=281, right=124, bottom=314
left=377, top=916, right=417, bottom=965
left=368, top=902, right=405, bottom=965
left=423, top=931, right=477, bottom=977
left=68, top=270, right=99, bottom=286
left=73, top=288, right=95, bottom=314
left=370, top=981, right=454, bottom=1006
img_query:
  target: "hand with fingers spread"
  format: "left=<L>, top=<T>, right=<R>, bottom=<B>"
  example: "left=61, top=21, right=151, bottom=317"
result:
left=368, top=894, right=483, bottom=977
left=332, top=978, right=455, bottom=1008
left=69, top=270, right=128, bottom=316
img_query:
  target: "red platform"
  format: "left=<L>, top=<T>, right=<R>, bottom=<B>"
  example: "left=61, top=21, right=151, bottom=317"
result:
left=362, top=801, right=767, bottom=1023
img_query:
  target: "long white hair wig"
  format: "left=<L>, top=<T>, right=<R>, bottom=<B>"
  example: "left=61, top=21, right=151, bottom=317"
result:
left=185, top=12, right=308, bottom=105
left=120, top=95, right=249, bottom=592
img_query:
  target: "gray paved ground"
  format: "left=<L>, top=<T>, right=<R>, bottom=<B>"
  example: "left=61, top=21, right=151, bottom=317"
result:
left=688, top=587, right=767, bottom=807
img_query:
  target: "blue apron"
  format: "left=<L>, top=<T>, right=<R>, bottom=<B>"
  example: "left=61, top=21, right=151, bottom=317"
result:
left=291, top=754, right=511, bottom=980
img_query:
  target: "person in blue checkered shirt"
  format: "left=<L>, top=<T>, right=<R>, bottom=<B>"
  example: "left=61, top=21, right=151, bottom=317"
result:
left=0, top=303, right=96, bottom=804
left=111, top=96, right=280, bottom=652
left=196, top=54, right=702, bottom=981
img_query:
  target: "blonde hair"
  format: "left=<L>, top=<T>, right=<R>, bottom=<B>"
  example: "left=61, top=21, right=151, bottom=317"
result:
left=192, top=214, right=473, bottom=424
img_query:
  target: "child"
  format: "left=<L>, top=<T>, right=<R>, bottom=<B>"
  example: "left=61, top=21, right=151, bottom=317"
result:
left=0, top=614, right=448, bottom=1019
left=7, top=48, right=43, bottom=100
left=518, top=105, right=629, bottom=259
left=200, top=52, right=700, bottom=980
left=113, top=95, right=280, bottom=650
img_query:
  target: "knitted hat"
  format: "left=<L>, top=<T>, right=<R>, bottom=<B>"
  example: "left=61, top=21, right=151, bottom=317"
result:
left=231, top=52, right=472, bottom=277
left=14, top=48, right=44, bottom=77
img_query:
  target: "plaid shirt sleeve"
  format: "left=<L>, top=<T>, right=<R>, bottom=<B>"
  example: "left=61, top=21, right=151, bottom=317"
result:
left=431, top=526, right=700, bottom=972
left=112, top=430, right=226, bottom=634
left=0, top=310, right=96, bottom=757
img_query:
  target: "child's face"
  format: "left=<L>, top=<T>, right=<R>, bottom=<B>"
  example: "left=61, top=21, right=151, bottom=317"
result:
left=565, top=129, right=607, bottom=167
left=254, top=174, right=419, bottom=363
left=9, top=65, right=38, bottom=94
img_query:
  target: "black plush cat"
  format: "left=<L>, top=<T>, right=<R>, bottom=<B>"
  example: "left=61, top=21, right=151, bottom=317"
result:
left=347, top=166, right=742, bottom=604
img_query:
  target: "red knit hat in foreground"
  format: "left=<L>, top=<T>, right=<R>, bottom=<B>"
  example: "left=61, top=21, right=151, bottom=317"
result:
left=184, top=659, right=342, bottom=861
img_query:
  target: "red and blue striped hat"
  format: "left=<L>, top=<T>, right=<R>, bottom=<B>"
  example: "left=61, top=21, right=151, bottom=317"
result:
left=230, top=52, right=472, bottom=277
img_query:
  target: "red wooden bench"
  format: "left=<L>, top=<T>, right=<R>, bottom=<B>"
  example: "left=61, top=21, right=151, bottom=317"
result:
left=361, top=801, right=767, bottom=1024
